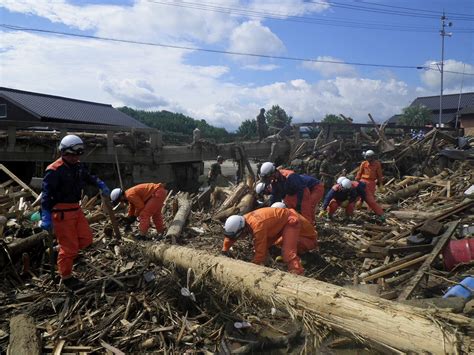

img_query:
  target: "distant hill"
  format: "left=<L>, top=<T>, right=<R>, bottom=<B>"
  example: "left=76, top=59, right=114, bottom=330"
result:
left=117, top=107, right=232, bottom=144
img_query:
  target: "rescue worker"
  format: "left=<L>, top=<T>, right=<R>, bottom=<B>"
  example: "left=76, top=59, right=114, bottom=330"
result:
left=208, top=155, right=224, bottom=191
left=41, top=135, right=110, bottom=290
left=319, top=150, right=336, bottom=195
left=306, top=150, right=322, bottom=177
left=319, top=178, right=385, bottom=221
left=110, top=183, right=168, bottom=240
left=259, top=162, right=324, bottom=224
left=256, top=108, right=268, bottom=142
left=355, top=150, right=384, bottom=202
left=221, top=207, right=318, bottom=275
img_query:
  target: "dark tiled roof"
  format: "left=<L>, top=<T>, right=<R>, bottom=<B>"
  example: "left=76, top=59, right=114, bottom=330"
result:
left=459, top=106, right=474, bottom=115
left=410, top=92, right=474, bottom=111
left=0, top=87, right=148, bottom=129
left=387, top=112, right=454, bottom=124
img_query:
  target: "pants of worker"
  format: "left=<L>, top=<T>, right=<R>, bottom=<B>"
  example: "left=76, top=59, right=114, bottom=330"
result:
left=280, top=210, right=315, bottom=275
left=139, top=187, right=167, bottom=235
left=328, top=199, right=355, bottom=216
left=301, top=183, right=324, bottom=222
left=360, top=190, right=384, bottom=216
left=52, top=203, right=93, bottom=278
left=284, top=188, right=315, bottom=224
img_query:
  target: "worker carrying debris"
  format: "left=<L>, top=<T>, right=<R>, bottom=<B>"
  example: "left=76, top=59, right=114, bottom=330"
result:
left=111, top=183, right=167, bottom=240
left=355, top=150, right=384, bottom=200
left=259, top=162, right=324, bottom=224
left=40, top=134, right=110, bottom=290
left=221, top=207, right=318, bottom=275
left=319, top=177, right=385, bottom=221
left=208, top=155, right=224, bottom=191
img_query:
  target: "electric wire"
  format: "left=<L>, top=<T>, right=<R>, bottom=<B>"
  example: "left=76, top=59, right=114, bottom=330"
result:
left=2, top=23, right=473, bottom=76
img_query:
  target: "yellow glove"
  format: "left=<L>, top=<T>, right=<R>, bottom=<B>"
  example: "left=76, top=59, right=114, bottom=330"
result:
left=318, top=210, right=328, bottom=218
left=377, top=185, right=386, bottom=193
left=275, top=256, right=284, bottom=263
left=341, top=200, right=349, bottom=208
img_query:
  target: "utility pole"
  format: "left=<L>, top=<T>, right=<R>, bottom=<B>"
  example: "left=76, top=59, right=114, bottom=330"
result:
left=438, top=12, right=452, bottom=127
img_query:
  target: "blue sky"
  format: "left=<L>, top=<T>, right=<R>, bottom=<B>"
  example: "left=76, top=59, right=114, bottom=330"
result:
left=0, top=0, right=473, bottom=130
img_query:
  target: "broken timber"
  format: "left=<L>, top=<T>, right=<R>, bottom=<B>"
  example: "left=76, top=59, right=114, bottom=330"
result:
left=145, top=244, right=471, bottom=354
left=7, top=314, right=41, bottom=355
left=397, top=220, right=460, bottom=301
left=165, top=192, right=191, bottom=244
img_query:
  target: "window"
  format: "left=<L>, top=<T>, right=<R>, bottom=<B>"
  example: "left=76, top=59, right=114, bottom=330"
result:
left=0, top=104, right=6, bottom=118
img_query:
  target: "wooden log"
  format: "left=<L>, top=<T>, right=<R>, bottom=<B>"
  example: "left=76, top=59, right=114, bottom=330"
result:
left=358, top=252, right=423, bottom=279
left=397, top=221, right=459, bottom=301
left=235, top=193, right=255, bottom=215
left=8, top=314, right=41, bottom=355
left=165, top=192, right=191, bottom=244
left=145, top=244, right=471, bottom=354
left=0, top=231, right=48, bottom=267
left=0, top=163, right=38, bottom=198
left=362, top=254, right=429, bottom=282
left=389, top=210, right=435, bottom=220
left=217, top=183, right=248, bottom=213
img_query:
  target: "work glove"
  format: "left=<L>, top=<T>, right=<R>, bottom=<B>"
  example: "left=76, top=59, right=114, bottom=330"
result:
left=97, top=180, right=110, bottom=197
left=341, top=200, right=349, bottom=208
left=378, top=214, right=386, bottom=223
left=318, top=210, right=328, bottom=218
left=377, top=185, right=386, bottom=193
left=40, top=210, right=53, bottom=232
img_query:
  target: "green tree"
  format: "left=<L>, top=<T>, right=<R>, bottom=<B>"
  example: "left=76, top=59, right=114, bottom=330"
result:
left=322, top=114, right=347, bottom=124
left=237, top=119, right=258, bottom=138
left=399, top=105, right=432, bottom=127
left=265, top=105, right=292, bottom=130
left=117, top=107, right=231, bottom=143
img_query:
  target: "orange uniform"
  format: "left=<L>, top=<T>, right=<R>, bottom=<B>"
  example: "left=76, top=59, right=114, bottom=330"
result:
left=222, top=207, right=317, bottom=274
left=125, top=183, right=167, bottom=235
left=355, top=160, right=383, bottom=197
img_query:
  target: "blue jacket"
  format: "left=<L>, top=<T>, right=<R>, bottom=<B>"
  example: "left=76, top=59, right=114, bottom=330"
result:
left=41, top=158, right=100, bottom=213
left=271, top=173, right=320, bottom=209
left=322, top=181, right=367, bottom=209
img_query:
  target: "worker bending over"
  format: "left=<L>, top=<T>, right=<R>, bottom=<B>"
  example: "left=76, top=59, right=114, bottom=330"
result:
left=111, top=183, right=168, bottom=240
left=356, top=150, right=384, bottom=201
left=259, top=162, right=324, bottom=224
left=319, top=178, right=385, bottom=221
left=222, top=207, right=318, bottom=275
left=41, top=135, right=110, bottom=290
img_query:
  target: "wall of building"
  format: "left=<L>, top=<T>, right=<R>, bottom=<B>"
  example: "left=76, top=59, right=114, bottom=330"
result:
left=460, top=115, right=474, bottom=135
left=0, top=98, right=39, bottom=122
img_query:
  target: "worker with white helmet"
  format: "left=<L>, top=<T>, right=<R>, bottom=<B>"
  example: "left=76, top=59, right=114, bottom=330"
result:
left=110, top=183, right=168, bottom=240
left=259, top=161, right=324, bottom=224
left=41, top=134, right=110, bottom=290
left=356, top=149, right=384, bottom=201
left=222, top=207, right=318, bottom=275
left=271, top=202, right=286, bottom=208
left=319, top=178, right=384, bottom=221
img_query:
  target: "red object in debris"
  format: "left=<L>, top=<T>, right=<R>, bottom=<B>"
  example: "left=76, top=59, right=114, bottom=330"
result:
left=443, top=239, right=474, bottom=270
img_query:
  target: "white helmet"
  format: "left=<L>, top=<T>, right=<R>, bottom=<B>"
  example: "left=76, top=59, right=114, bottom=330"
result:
left=271, top=202, right=286, bottom=208
left=260, top=162, right=275, bottom=177
left=341, top=178, right=352, bottom=189
left=110, top=188, right=123, bottom=203
left=365, top=150, right=375, bottom=158
left=59, top=134, right=84, bottom=155
left=255, top=182, right=267, bottom=195
left=224, top=215, right=245, bottom=238
left=336, top=176, right=346, bottom=184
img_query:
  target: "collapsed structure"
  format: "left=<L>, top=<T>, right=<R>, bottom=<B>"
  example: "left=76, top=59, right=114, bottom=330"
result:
left=0, top=109, right=474, bottom=353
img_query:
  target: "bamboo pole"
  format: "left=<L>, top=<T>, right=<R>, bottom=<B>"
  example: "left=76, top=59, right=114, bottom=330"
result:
left=145, top=244, right=471, bottom=354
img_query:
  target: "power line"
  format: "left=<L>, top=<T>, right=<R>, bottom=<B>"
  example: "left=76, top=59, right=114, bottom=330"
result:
left=147, top=0, right=474, bottom=33
left=308, top=1, right=474, bottom=21
left=1, top=23, right=473, bottom=76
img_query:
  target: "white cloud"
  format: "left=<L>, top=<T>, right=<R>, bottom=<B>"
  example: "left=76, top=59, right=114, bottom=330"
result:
left=228, top=20, right=285, bottom=62
left=303, top=56, right=357, bottom=78
left=249, top=0, right=330, bottom=16
left=420, top=59, right=474, bottom=90
left=243, top=64, right=280, bottom=71
left=0, top=31, right=413, bottom=131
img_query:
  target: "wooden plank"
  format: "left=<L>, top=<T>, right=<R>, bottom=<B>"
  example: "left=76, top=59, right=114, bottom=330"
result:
left=362, top=254, right=429, bottom=282
left=0, top=164, right=38, bottom=198
left=397, top=220, right=460, bottom=301
left=101, top=195, right=121, bottom=239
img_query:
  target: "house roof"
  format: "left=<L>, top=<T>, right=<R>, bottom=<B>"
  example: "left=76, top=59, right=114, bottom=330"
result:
left=459, top=106, right=474, bottom=116
left=410, top=92, right=474, bottom=111
left=0, top=87, right=148, bottom=129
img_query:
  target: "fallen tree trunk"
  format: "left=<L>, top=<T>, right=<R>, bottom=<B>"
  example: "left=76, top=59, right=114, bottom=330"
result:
left=165, top=193, right=191, bottom=244
left=145, top=244, right=471, bottom=354
left=8, top=314, right=41, bottom=355
left=0, top=231, right=48, bottom=268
